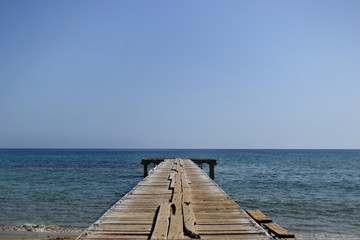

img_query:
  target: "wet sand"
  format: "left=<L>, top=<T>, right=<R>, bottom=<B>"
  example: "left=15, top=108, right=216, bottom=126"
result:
left=0, top=236, right=76, bottom=240
left=0, top=232, right=77, bottom=240
left=0, top=225, right=81, bottom=240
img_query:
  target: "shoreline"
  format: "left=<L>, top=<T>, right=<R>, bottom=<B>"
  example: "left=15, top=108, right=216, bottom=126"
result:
left=0, top=225, right=81, bottom=240
left=0, top=231, right=77, bottom=240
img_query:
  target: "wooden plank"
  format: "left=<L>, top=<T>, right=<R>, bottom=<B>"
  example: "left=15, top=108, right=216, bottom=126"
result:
left=167, top=169, right=184, bottom=239
left=195, top=230, right=269, bottom=235
left=88, top=230, right=150, bottom=235
left=246, top=210, right=272, bottom=224
left=195, top=219, right=253, bottom=224
left=169, top=178, right=175, bottom=189
left=95, top=225, right=151, bottom=231
left=168, top=172, right=175, bottom=180
left=199, top=235, right=271, bottom=240
left=150, top=202, right=170, bottom=239
left=181, top=171, right=199, bottom=238
left=79, top=236, right=148, bottom=239
left=264, top=223, right=295, bottom=238
left=195, top=225, right=256, bottom=231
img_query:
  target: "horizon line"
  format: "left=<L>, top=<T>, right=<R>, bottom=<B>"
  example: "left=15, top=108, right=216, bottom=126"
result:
left=0, top=147, right=359, bottom=150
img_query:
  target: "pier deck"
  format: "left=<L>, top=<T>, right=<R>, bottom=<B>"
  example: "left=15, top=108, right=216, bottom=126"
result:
left=77, top=159, right=273, bottom=240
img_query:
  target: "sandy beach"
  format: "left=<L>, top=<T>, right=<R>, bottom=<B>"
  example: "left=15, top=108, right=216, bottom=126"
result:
left=0, top=233, right=76, bottom=240
left=0, top=236, right=76, bottom=240
left=0, top=226, right=80, bottom=240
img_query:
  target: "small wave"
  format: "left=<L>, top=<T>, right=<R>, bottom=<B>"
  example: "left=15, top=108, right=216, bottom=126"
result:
left=0, top=224, right=84, bottom=235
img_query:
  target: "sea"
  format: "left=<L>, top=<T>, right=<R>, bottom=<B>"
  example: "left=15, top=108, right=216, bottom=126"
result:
left=0, top=149, right=359, bottom=239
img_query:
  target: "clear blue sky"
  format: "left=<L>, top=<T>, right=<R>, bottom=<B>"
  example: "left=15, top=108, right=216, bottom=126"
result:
left=1, top=0, right=359, bottom=149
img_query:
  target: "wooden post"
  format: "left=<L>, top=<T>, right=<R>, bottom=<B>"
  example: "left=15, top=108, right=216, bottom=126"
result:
left=141, top=159, right=167, bottom=178
left=209, top=163, right=215, bottom=180
left=143, top=163, right=148, bottom=178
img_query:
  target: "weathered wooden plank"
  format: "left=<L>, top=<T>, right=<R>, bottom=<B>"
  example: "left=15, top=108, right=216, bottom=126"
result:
left=169, top=177, right=175, bottom=189
left=167, top=168, right=184, bottom=239
left=79, top=236, right=148, bottom=239
left=183, top=202, right=199, bottom=238
left=195, top=219, right=253, bottom=224
left=181, top=171, right=199, bottom=238
left=195, top=225, right=257, bottom=231
left=246, top=210, right=272, bottom=224
left=168, top=172, right=175, bottom=180
left=95, top=221, right=153, bottom=225
left=182, top=177, right=191, bottom=204
left=88, top=230, right=151, bottom=234
left=199, top=235, right=271, bottom=240
left=150, top=202, right=170, bottom=239
left=95, top=225, right=151, bottom=230
left=264, top=223, right=295, bottom=238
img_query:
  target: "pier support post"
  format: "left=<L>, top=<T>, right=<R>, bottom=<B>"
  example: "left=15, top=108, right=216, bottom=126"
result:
left=209, top=163, right=215, bottom=180
left=143, top=163, right=148, bottom=178
left=189, top=159, right=217, bottom=180
left=141, top=159, right=165, bottom=178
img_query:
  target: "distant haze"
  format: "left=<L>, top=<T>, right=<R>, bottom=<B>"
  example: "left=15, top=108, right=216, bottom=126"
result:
left=1, top=0, right=359, bottom=149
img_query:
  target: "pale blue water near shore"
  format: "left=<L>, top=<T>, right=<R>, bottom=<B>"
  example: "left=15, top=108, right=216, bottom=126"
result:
left=0, top=149, right=359, bottom=239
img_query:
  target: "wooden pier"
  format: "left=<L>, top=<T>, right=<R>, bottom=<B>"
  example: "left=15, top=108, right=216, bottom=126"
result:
left=141, top=158, right=217, bottom=179
left=77, top=158, right=294, bottom=240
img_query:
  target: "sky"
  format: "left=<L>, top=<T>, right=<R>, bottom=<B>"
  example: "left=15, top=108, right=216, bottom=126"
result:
left=0, top=0, right=359, bottom=149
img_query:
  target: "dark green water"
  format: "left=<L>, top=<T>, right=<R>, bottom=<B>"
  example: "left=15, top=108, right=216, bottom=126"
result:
left=0, top=149, right=359, bottom=239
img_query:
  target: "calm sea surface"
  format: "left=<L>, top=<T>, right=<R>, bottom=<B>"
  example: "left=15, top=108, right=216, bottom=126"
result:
left=0, top=149, right=359, bottom=239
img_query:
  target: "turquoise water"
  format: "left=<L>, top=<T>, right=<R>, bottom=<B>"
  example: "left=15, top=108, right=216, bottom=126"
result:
left=0, top=149, right=359, bottom=239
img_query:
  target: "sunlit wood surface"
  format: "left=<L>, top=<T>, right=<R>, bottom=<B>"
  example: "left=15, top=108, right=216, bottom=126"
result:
left=77, top=159, right=273, bottom=240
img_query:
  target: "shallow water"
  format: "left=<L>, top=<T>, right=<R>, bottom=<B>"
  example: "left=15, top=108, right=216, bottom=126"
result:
left=0, top=149, right=359, bottom=239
